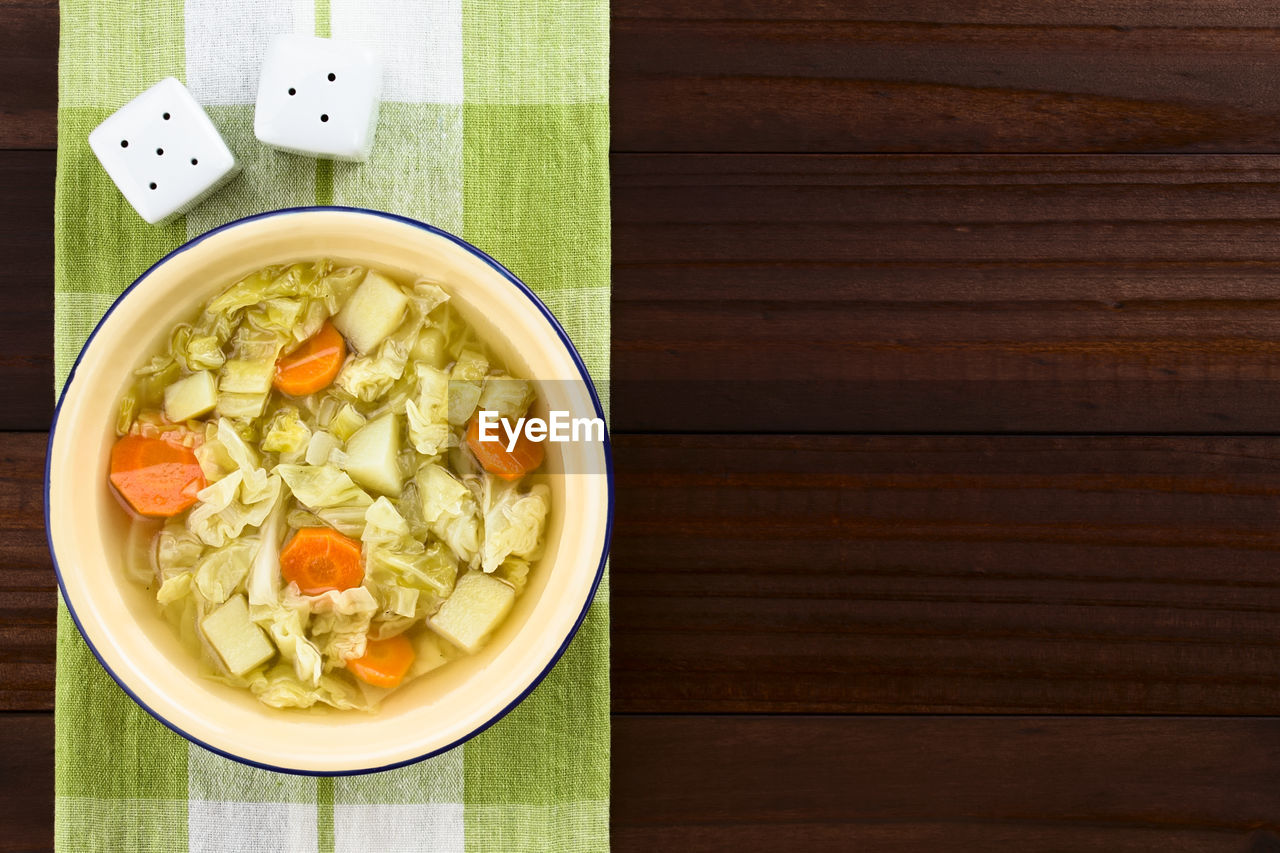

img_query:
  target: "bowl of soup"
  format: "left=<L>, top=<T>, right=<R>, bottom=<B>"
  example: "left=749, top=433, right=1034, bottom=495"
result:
left=46, top=207, right=612, bottom=774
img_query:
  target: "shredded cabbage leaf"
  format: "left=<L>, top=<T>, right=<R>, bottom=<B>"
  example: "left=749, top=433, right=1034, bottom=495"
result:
left=478, top=375, right=534, bottom=422
left=362, top=497, right=457, bottom=608
left=156, top=520, right=204, bottom=577
left=481, top=481, right=551, bottom=573
left=284, top=584, right=379, bottom=666
left=247, top=664, right=370, bottom=711
left=447, top=347, right=489, bottom=426
left=156, top=571, right=193, bottom=605
left=328, top=403, right=366, bottom=443
left=406, top=365, right=450, bottom=457
left=195, top=417, right=259, bottom=483
left=493, top=557, right=532, bottom=595
left=193, top=538, right=256, bottom=604
left=252, top=597, right=323, bottom=685
left=276, top=463, right=372, bottom=509
left=247, top=501, right=287, bottom=607
left=415, top=463, right=482, bottom=566
left=261, top=406, right=312, bottom=456
left=187, top=420, right=283, bottom=547
left=276, top=463, right=374, bottom=538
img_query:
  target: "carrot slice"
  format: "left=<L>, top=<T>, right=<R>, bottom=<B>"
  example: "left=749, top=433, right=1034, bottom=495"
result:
left=109, top=433, right=206, bottom=517
left=279, top=526, right=364, bottom=595
left=466, top=415, right=545, bottom=481
left=273, top=321, right=347, bottom=397
left=347, top=634, right=415, bottom=688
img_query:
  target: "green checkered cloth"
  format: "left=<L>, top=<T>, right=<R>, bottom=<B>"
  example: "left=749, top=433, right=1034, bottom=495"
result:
left=53, top=1, right=610, bottom=850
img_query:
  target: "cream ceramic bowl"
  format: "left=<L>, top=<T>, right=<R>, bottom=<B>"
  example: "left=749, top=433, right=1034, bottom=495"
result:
left=47, top=207, right=612, bottom=774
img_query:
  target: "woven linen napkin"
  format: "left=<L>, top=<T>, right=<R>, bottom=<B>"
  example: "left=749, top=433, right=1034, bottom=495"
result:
left=53, top=1, right=610, bottom=850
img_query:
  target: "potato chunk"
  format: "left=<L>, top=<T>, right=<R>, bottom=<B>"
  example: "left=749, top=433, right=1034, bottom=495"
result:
left=428, top=572, right=516, bottom=653
left=201, top=594, right=275, bottom=677
left=342, top=412, right=403, bottom=496
left=163, top=370, right=217, bottom=422
left=332, top=270, right=409, bottom=354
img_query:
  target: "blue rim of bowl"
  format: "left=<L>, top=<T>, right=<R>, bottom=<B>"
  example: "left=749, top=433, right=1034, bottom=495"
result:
left=45, top=205, right=615, bottom=776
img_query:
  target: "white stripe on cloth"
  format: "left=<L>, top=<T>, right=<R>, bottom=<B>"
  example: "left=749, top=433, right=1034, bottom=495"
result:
left=185, top=0, right=315, bottom=105
left=331, top=687, right=465, bottom=849
left=334, top=803, right=464, bottom=853
left=334, top=741, right=464, bottom=806
left=188, top=800, right=318, bottom=853
left=330, top=0, right=464, bottom=104
left=328, top=104, right=464, bottom=231
left=184, top=0, right=318, bottom=240
left=328, top=1, right=467, bottom=833
left=187, top=742, right=319, bottom=852
left=329, top=0, right=465, bottom=247
left=179, top=2, right=468, bottom=850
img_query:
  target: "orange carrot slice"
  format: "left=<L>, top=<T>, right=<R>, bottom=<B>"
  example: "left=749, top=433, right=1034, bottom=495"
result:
left=279, top=526, right=364, bottom=595
left=466, top=415, right=545, bottom=481
left=347, top=634, right=415, bottom=688
left=108, top=433, right=206, bottom=517
left=273, top=321, right=346, bottom=397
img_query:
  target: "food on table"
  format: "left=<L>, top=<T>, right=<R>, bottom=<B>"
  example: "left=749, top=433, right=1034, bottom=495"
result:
left=110, top=260, right=550, bottom=711
left=109, top=433, right=206, bottom=517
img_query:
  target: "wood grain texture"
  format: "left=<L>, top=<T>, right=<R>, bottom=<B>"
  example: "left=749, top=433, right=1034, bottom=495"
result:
left=20, top=2, right=1280, bottom=152
left=21, top=153, right=1280, bottom=433
left=0, top=714, right=52, bottom=853
left=614, top=153, right=1280, bottom=432
left=612, top=715, right=1280, bottom=852
left=0, top=0, right=55, bottom=150
left=0, top=434, right=53, bottom=712
left=15, top=431, right=1280, bottom=714
left=10, top=712, right=1280, bottom=853
left=0, top=151, right=54, bottom=429
left=612, top=1, right=1280, bottom=153
left=613, top=433, right=1280, bottom=713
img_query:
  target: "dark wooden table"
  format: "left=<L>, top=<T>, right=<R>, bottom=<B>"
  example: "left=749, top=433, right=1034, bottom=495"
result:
left=11, top=1, right=1280, bottom=850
